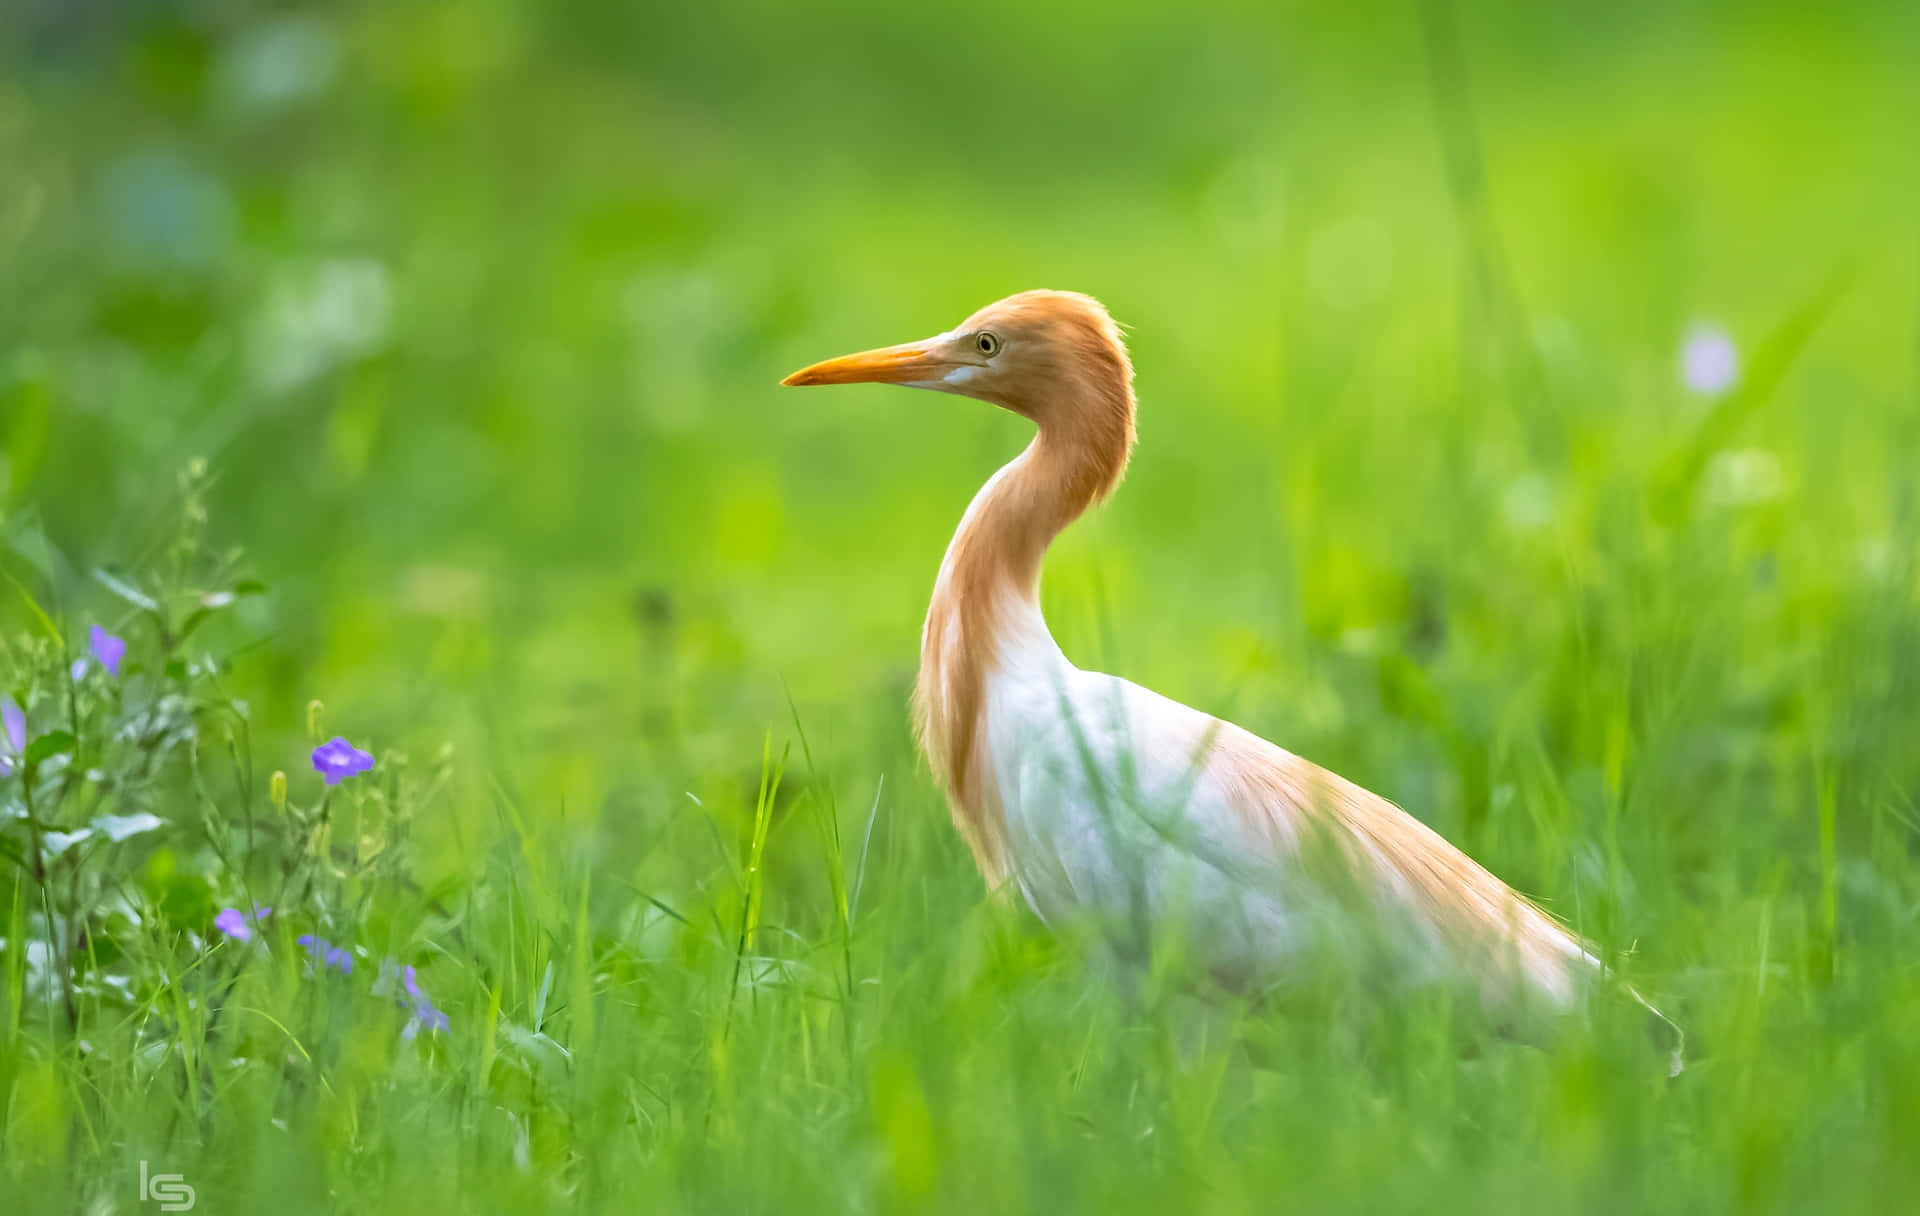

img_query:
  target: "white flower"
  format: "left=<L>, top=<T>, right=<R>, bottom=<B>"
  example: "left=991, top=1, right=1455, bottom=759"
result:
left=1681, top=323, right=1739, bottom=397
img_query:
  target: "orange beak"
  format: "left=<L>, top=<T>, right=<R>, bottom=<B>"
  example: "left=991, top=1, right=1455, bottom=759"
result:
left=781, top=339, right=951, bottom=387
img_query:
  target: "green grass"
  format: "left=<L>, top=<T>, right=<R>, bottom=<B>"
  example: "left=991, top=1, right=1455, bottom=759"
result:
left=3, top=1, right=1919, bottom=1211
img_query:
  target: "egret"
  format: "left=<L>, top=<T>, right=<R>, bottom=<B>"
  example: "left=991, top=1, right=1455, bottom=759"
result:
left=784, top=290, right=1677, bottom=1067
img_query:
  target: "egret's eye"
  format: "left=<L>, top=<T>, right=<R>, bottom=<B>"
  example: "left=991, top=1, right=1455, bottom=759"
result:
left=975, top=331, right=1002, bottom=357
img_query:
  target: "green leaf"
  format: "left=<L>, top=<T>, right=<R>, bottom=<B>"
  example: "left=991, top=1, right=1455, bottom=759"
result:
left=0, top=563, right=58, bottom=640
left=1, top=371, right=51, bottom=505
left=500, top=1022, right=574, bottom=1088
left=177, top=580, right=266, bottom=642
left=23, top=730, right=75, bottom=767
left=176, top=608, right=213, bottom=643
left=92, top=568, right=160, bottom=615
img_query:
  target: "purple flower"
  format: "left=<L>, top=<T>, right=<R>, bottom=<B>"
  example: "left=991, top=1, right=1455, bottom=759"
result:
left=1, top=699, right=22, bottom=776
left=312, top=736, right=374, bottom=786
left=90, top=624, right=127, bottom=678
left=410, top=1002, right=451, bottom=1037
left=214, top=905, right=270, bottom=942
left=378, top=958, right=449, bottom=1035
left=1681, top=323, right=1739, bottom=397
left=297, top=934, right=355, bottom=975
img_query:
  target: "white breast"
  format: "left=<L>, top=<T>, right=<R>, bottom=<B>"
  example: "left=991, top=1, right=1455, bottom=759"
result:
left=980, top=638, right=1328, bottom=985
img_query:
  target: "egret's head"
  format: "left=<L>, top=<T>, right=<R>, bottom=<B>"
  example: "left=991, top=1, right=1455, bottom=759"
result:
left=781, top=290, right=1135, bottom=441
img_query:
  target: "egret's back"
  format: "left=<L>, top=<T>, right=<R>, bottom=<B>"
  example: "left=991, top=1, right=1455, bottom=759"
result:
left=983, top=652, right=1590, bottom=1018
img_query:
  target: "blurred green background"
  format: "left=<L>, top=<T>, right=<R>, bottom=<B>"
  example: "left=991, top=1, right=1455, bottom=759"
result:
left=3, top=1, right=1919, bottom=1208
left=6, top=0, right=1912, bottom=838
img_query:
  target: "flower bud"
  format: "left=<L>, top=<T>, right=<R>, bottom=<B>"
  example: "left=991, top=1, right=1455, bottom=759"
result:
left=269, top=770, right=287, bottom=812
left=306, top=699, right=324, bottom=740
